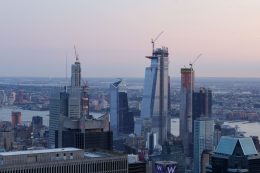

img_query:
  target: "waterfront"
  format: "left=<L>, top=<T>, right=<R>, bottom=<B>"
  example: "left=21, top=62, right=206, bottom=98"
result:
left=171, top=118, right=260, bottom=138
left=0, top=107, right=259, bottom=138
left=0, top=107, right=104, bottom=127
left=0, top=107, right=49, bottom=126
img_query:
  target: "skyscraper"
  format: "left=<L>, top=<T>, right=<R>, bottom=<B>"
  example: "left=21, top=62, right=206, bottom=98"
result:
left=49, top=55, right=112, bottom=150
left=71, top=56, right=81, bottom=88
left=138, top=47, right=169, bottom=145
left=193, top=117, right=214, bottom=173
left=192, top=88, right=212, bottom=121
left=207, top=136, right=260, bottom=173
left=180, top=68, right=194, bottom=157
left=110, top=79, right=134, bottom=137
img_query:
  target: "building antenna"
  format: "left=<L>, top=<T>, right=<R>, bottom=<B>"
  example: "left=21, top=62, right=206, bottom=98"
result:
left=151, top=31, right=164, bottom=53
left=74, top=45, right=79, bottom=61
left=66, top=54, right=68, bottom=85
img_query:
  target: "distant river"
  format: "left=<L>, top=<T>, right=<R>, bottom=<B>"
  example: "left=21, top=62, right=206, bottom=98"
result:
left=1, top=108, right=259, bottom=138
left=0, top=107, right=49, bottom=126
left=171, top=118, right=260, bottom=138
left=0, top=107, right=104, bottom=127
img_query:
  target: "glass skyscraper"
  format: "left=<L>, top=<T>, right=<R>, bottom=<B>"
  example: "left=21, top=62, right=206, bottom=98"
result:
left=110, top=79, right=134, bottom=137
left=137, top=47, right=170, bottom=145
left=193, top=117, right=214, bottom=173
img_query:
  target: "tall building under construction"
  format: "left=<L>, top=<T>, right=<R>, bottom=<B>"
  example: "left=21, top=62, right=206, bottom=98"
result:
left=180, top=67, right=194, bottom=157
left=136, top=47, right=170, bottom=145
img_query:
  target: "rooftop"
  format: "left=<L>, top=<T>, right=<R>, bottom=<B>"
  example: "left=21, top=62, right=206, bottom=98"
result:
left=0, top=148, right=81, bottom=157
left=84, top=149, right=124, bottom=159
left=215, top=136, right=258, bottom=156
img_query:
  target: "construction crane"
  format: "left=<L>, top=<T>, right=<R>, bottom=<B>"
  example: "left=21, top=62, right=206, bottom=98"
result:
left=189, top=53, right=202, bottom=69
left=151, top=31, right=164, bottom=53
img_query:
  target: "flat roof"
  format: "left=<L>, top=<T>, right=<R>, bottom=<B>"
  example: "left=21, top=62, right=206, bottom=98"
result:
left=0, top=148, right=81, bottom=157
left=84, top=151, right=113, bottom=158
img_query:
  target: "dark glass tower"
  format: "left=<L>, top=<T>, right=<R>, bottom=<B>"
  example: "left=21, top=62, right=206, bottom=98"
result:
left=192, top=87, right=212, bottom=121
left=110, top=80, right=134, bottom=137
left=207, top=136, right=260, bottom=173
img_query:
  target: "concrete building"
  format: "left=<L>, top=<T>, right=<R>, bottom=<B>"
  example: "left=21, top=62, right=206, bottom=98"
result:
left=136, top=47, right=170, bottom=146
left=11, top=111, right=22, bottom=126
left=0, top=148, right=128, bottom=173
left=193, top=118, right=214, bottom=173
left=0, top=90, right=6, bottom=106
left=207, top=136, right=260, bottom=173
left=0, top=130, right=14, bottom=151
left=180, top=68, right=194, bottom=157
left=110, top=79, right=134, bottom=137
left=128, top=154, right=147, bottom=173
left=32, top=116, right=43, bottom=128
left=201, top=150, right=211, bottom=173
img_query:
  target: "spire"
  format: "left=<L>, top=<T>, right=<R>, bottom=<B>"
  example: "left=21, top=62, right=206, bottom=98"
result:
left=74, top=45, right=79, bottom=62
left=71, top=46, right=81, bottom=87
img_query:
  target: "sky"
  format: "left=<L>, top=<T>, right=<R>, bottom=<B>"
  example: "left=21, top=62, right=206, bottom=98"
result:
left=0, top=0, right=260, bottom=78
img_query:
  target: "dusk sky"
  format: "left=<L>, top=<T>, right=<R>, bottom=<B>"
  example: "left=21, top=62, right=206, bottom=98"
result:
left=0, top=0, right=260, bottom=78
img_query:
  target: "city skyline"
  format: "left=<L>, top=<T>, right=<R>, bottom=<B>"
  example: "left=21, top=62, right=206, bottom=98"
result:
left=1, top=0, right=260, bottom=78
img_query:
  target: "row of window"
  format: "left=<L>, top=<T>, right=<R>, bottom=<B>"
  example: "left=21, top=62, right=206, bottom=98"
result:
left=0, top=158, right=128, bottom=173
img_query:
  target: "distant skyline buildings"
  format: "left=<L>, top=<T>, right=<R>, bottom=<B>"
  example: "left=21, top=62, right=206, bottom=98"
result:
left=1, top=1, right=260, bottom=78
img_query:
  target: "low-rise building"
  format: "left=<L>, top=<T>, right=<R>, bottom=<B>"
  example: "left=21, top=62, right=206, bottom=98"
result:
left=0, top=148, right=128, bottom=173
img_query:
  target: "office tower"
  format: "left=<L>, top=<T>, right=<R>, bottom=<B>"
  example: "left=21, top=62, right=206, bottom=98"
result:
left=252, top=136, right=260, bottom=152
left=71, top=56, right=81, bottom=88
left=49, top=56, right=112, bottom=150
left=193, top=117, right=214, bottom=173
left=49, top=87, right=65, bottom=148
left=32, top=116, right=43, bottom=128
left=8, top=92, right=16, bottom=105
left=15, top=90, right=28, bottom=104
left=180, top=68, right=194, bottom=157
left=201, top=150, right=211, bottom=173
left=149, top=139, right=186, bottom=173
left=207, top=136, right=260, bottom=173
left=168, top=76, right=171, bottom=135
left=139, top=47, right=169, bottom=145
left=214, top=123, right=237, bottom=148
left=11, top=111, right=22, bottom=126
left=146, top=132, right=158, bottom=154
left=128, top=154, right=147, bottom=173
left=0, top=148, right=128, bottom=173
left=0, top=130, right=14, bottom=151
left=110, top=79, right=134, bottom=137
left=0, top=90, right=6, bottom=106
left=192, top=87, right=212, bottom=121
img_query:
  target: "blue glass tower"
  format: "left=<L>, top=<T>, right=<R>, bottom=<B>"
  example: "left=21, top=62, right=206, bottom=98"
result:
left=137, top=47, right=170, bottom=145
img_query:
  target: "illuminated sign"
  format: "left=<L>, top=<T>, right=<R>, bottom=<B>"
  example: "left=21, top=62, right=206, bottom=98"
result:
left=155, top=163, right=177, bottom=173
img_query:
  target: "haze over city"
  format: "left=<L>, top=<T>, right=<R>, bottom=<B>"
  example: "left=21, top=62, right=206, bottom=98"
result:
left=1, top=0, right=260, bottom=77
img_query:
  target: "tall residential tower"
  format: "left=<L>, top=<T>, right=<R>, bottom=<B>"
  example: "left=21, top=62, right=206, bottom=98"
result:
left=180, top=68, right=194, bottom=157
